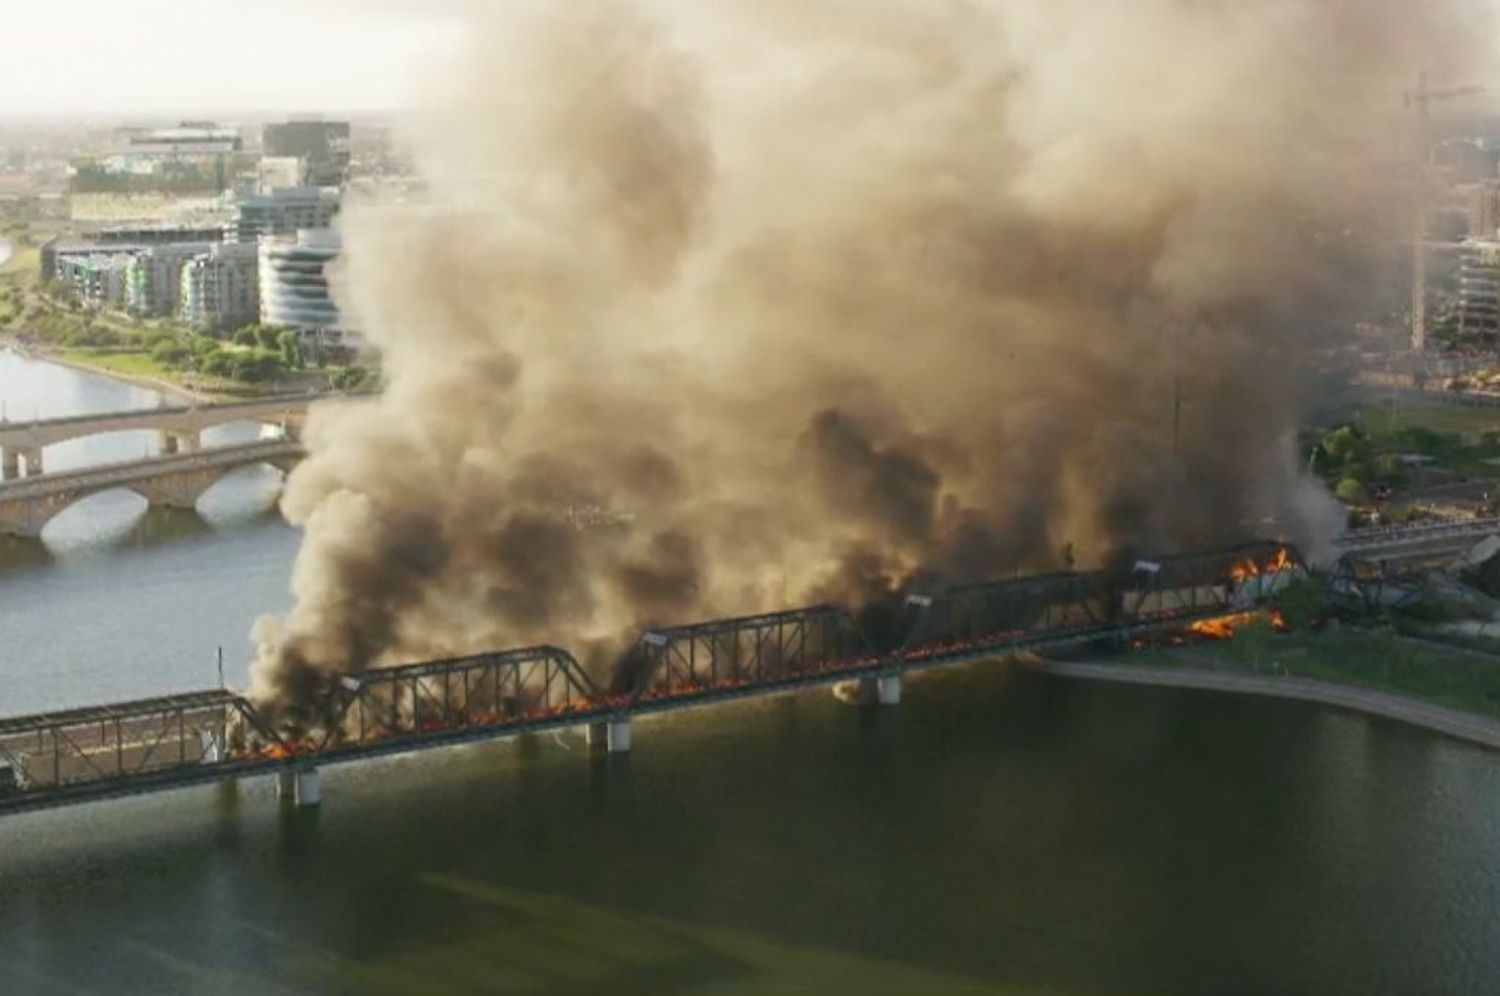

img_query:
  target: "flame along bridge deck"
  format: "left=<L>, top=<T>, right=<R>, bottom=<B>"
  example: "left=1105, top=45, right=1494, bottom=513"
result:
left=0, top=541, right=1305, bottom=818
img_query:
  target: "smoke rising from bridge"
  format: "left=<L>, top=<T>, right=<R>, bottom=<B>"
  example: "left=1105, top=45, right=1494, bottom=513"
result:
left=250, top=0, right=1494, bottom=725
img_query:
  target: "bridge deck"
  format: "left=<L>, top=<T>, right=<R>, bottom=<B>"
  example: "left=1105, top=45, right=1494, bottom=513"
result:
left=0, top=392, right=323, bottom=433
left=0, top=439, right=305, bottom=499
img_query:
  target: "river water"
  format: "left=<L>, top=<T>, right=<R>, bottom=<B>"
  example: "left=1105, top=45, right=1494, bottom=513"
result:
left=0, top=351, right=1498, bottom=995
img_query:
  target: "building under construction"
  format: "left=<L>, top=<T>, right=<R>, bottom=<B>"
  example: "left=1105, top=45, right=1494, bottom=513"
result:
left=1458, top=238, right=1500, bottom=339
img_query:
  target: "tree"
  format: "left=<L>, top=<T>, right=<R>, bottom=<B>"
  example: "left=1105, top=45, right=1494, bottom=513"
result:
left=277, top=329, right=303, bottom=370
left=1336, top=477, right=1370, bottom=505
left=150, top=339, right=190, bottom=367
left=255, top=325, right=281, bottom=351
left=1275, top=576, right=1328, bottom=631
left=232, top=327, right=259, bottom=348
left=1321, top=425, right=1373, bottom=476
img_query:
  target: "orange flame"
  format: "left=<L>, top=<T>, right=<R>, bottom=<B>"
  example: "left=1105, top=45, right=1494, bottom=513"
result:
left=1186, top=609, right=1286, bottom=641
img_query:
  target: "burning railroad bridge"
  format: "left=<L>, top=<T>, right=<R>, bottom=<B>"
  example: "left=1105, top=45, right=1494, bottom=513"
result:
left=0, top=542, right=1305, bottom=817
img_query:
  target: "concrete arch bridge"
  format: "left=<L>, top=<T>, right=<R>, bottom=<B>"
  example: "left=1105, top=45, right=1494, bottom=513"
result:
left=0, top=393, right=333, bottom=480
left=0, top=439, right=304, bottom=539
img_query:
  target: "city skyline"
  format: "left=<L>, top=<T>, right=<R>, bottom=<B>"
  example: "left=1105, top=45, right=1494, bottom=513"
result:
left=0, top=1, right=462, bottom=117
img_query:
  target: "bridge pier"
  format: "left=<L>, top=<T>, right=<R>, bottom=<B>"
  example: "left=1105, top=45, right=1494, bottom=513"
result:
left=588, top=719, right=632, bottom=753
left=276, top=767, right=320, bottom=807
left=295, top=768, right=321, bottom=806
left=18, top=448, right=42, bottom=477
left=134, top=470, right=218, bottom=510
left=858, top=674, right=903, bottom=706
left=1, top=449, right=17, bottom=481
left=877, top=674, right=903, bottom=706
left=160, top=430, right=200, bottom=455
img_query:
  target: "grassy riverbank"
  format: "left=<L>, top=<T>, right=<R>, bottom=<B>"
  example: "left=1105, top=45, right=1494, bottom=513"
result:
left=1129, top=625, right=1500, bottom=720
left=49, top=346, right=226, bottom=398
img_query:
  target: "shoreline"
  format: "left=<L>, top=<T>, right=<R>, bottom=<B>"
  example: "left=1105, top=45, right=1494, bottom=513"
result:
left=2, top=339, right=222, bottom=403
left=37, top=350, right=213, bottom=403
left=1028, top=658, right=1500, bottom=752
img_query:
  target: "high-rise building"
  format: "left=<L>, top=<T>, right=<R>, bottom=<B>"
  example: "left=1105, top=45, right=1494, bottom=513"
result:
left=262, top=120, right=351, bottom=188
left=230, top=187, right=340, bottom=243
left=259, top=229, right=345, bottom=337
left=1458, top=239, right=1500, bottom=339
left=179, top=243, right=259, bottom=331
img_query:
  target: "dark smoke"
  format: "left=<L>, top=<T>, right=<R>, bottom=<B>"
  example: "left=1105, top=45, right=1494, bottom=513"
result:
left=250, top=0, right=1496, bottom=719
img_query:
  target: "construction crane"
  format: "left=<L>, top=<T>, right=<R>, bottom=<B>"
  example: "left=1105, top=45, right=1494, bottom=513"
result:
left=1406, top=72, right=1484, bottom=355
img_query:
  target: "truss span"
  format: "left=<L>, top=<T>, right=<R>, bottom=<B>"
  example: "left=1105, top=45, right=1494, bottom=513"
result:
left=0, top=540, right=1307, bottom=817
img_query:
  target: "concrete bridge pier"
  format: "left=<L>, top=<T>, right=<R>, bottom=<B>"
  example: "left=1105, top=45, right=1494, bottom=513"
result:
left=587, top=719, right=632, bottom=753
left=858, top=673, right=903, bottom=706
left=18, top=448, right=42, bottom=478
left=133, top=470, right=218, bottom=510
left=878, top=674, right=903, bottom=706
left=1, top=449, right=17, bottom=481
left=276, top=767, right=321, bottom=807
left=159, top=430, right=201, bottom=455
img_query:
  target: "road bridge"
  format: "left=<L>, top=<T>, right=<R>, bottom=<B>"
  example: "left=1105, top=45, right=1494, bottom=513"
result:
left=0, top=541, right=1304, bottom=816
left=0, top=392, right=344, bottom=480
left=1337, top=517, right=1500, bottom=562
left=0, top=439, right=305, bottom=539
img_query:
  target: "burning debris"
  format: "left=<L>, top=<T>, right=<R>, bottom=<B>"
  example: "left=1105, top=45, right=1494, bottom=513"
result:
left=248, top=0, right=1492, bottom=726
left=1187, top=610, right=1288, bottom=642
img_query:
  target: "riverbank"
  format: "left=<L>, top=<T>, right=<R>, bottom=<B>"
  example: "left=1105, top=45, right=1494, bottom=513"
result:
left=1031, top=657, right=1500, bottom=751
left=41, top=348, right=212, bottom=403
left=0, top=338, right=311, bottom=404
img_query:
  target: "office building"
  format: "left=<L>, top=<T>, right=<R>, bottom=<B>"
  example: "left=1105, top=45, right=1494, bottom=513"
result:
left=231, top=187, right=340, bottom=243
left=259, top=228, right=345, bottom=338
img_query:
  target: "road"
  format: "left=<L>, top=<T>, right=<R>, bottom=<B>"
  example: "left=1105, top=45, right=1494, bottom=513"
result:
left=1030, top=659, right=1500, bottom=750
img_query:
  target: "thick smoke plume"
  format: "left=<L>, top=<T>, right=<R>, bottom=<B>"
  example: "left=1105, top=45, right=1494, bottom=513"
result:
left=251, top=0, right=1493, bottom=723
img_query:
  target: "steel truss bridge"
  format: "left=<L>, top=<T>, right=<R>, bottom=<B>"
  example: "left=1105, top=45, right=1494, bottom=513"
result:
left=0, top=541, right=1305, bottom=818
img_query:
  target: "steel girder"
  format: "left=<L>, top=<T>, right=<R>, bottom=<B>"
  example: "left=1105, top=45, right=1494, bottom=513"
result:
left=0, top=690, right=277, bottom=797
left=1328, top=555, right=1426, bottom=614
left=899, top=570, right=1118, bottom=662
left=623, top=606, right=875, bottom=703
left=900, top=541, right=1306, bottom=661
left=309, top=646, right=598, bottom=753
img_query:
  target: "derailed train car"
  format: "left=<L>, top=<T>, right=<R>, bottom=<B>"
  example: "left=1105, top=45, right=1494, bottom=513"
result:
left=613, top=540, right=1309, bottom=699
left=895, top=540, right=1306, bottom=664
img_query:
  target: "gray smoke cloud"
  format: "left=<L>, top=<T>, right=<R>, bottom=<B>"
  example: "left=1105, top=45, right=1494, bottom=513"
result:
left=250, top=0, right=1494, bottom=725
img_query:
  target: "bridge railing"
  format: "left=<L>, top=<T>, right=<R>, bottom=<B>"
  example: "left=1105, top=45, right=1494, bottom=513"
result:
left=1337, top=517, right=1500, bottom=548
left=306, top=646, right=601, bottom=757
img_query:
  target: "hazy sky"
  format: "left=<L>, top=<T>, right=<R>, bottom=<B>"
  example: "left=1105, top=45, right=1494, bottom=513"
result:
left=0, top=1, right=463, bottom=117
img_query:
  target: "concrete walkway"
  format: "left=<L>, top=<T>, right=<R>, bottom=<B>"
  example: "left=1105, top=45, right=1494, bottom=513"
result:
left=1028, top=659, right=1500, bottom=752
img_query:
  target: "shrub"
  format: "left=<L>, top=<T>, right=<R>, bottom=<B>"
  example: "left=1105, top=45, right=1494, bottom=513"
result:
left=1335, top=477, right=1370, bottom=505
